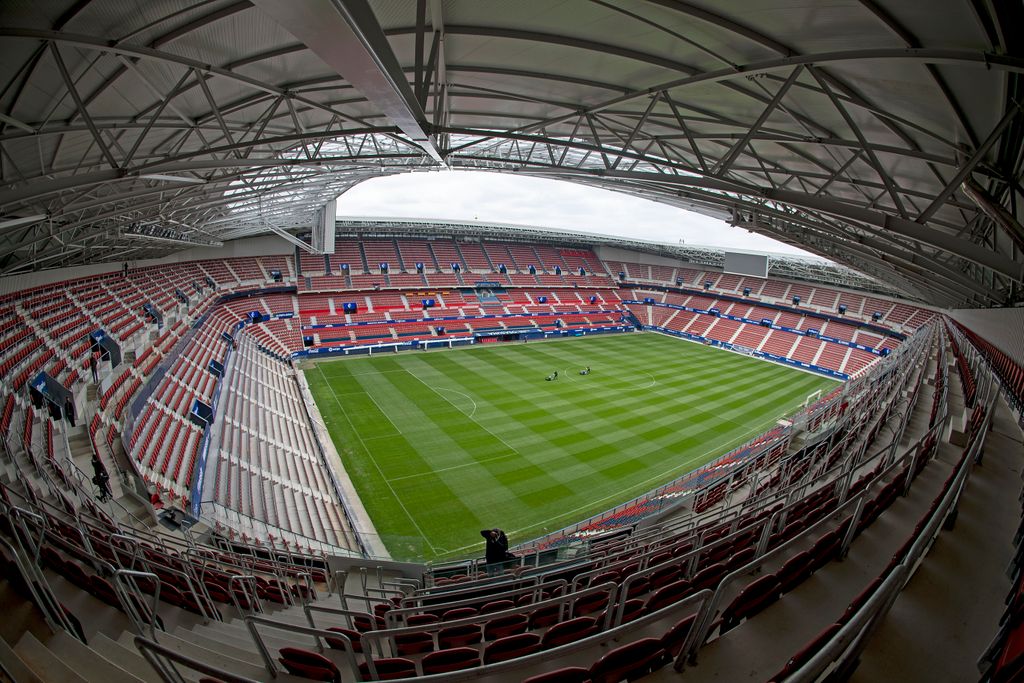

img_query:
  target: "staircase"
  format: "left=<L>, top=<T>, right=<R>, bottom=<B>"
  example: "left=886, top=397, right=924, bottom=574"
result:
left=391, top=238, right=406, bottom=272
left=425, top=242, right=443, bottom=272
left=356, top=243, right=370, bottom=274
left=452, top=241, right=470, bottom=273
left=481, top=243, right=498, bottom=272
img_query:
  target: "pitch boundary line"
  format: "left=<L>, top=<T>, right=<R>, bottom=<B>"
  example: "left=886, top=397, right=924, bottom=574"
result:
left=360, top=382, right=407, bottom=437
left=636, top=370, right=657, bottom=390
left=401, top=367, right=525, bottom=461
left=439, top=420, right=776, bottom=556
left=500, top=432, right=760, bottom=541
left=315, top=365, right=439, bottom=555
left=433, top=386, right=478, bottom=418
left=323, top=368, right=409, bottom=377
left=316, top=339, right=830, bottom=558
left=489, top=408, right=793, bottom=547
left=387, top=453, right=517, bottom=482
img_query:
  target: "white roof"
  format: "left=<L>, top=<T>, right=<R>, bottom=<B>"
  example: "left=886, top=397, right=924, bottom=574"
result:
left=0, top=0, right=1020, bottom=306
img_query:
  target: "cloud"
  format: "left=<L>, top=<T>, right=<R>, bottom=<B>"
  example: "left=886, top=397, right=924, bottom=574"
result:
left=336, top=170, right=821, bottom=258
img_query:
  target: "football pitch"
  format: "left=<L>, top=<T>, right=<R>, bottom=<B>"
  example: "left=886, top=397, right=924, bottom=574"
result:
left=304, top=333, right=837, bottom=561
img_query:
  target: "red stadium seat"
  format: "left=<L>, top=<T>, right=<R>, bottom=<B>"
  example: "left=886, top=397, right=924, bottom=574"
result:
left=589, top=637, right=667, bottom=683
left=522, top=667, right=591, bottom=683
left=541, top=617, right=599, bottom=649
left=661, top=613, right=698, bottom=658
left=483, top=613, right=529, bottom=640
left=767, top=623, right=842, bottom=682
left=483, top=632, right=542, bottom=664
left=358, top=657, right=417, bottom=681
left=438, top=623, right=482, bottom=649
left=278, top=647, right=340, bottom=682
left=720, top=573, right=781, bottom=633
left=645, top=579, right=691, bottom=613
left=394, top=630, right=435, bottom=655
left=421, top=646, right=479, bottom=675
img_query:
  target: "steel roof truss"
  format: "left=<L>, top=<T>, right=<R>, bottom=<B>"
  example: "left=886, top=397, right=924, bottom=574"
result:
left=715, top=66, right=803, bottom=177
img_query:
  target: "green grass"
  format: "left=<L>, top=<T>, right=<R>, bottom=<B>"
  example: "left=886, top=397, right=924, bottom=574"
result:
left=304, top=333, right=837, bottom=561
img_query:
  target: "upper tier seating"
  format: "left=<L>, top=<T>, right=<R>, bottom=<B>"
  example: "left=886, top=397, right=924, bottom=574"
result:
left=363, top=239, right=402, bottom=272
left=613, top=260, right=934, bottom=332
left=2, top=288, right=989, bottom=683
left=397, top=240, right=440, bottom=272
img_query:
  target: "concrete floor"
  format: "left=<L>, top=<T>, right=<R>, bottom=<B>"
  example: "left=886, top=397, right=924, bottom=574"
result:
left=645, top=345, right=1024, bottom=683
left=849, top=398, right=1022, bottom=683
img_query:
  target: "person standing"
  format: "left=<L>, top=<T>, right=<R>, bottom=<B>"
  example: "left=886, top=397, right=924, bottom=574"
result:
left=480, top=528, right=511, bottom=575
left=89, top=355, right=99, bottom=384
left=64, top=396, right=76, bottom=427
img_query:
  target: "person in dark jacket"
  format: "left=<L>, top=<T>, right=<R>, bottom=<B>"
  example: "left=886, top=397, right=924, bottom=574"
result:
left=64, top=397, right=76, bottom=427
left=481, top=528, right=511, bottom=574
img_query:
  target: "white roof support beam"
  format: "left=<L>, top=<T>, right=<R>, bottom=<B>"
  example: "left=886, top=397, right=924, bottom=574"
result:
left=765, top=188, right=1024, bottom=281
left=265, top=222, right=317, bottom=253
left=0, top=113, right=34, bottom=134
left=252, top=0, right=445, bottom=165
left=915, top=101, right=1024, bottom=224
left=49, top=43, right=119, bottom=170
left=715, top=65, right=803, bottom=177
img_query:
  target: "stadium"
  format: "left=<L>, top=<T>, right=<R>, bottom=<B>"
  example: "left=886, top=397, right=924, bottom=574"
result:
left=0, top=1, right=1022, bottom=682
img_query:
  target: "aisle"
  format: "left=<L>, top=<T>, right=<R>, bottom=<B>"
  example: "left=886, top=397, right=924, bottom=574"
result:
left=850, top=392, right=1023, bottom=681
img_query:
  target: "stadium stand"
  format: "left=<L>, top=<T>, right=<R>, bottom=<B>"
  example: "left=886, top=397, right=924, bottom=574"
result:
left=1, top=0, right=1022, bottom=678
left=428, top=240, right=465, bottom=272
left=5, top=293, right=1006, bottom=683
left=0, top=234, right=1017, bottom=683
left=0, top=230, right=1010, bottom=683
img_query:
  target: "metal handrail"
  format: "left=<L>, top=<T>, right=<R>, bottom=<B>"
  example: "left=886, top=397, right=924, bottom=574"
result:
left=778, top=327, right=991, bottom=682
left=363, top=581, right=619, bottom=658
left=227, top=574, right=263, bottom=618
left=111, top=568, right=162, bottom=640
left=0, top=535, right=81, bottom=640
left=244, top=614, right=362, bottom=680
left=134, top=636, right=261, bottom=683
left=509, top=327, right=929, bottom=557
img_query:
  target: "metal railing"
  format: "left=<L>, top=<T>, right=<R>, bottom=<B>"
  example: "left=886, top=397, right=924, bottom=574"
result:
left=134, top=636, right=261, bottom=683
left=777, top=321, right=993, bottom=681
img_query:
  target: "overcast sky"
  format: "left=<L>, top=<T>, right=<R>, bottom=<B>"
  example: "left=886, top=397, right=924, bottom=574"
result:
left=336, top=170, right=819, bottom=258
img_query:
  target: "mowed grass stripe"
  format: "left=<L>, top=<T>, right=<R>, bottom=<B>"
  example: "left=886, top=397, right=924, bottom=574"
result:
left=416, top=341, right=759, bottom=440
left=399, top=335, right=806, bottom=485
left=364, top=335, right=819, bottom=540
left=306, top=334, right=836, bottom=560
left=309, top=365, right=439, bottom=555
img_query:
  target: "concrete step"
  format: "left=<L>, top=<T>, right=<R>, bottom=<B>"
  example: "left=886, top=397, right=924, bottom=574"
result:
left=187, top=619, right=322, bottom=656
left=91, top=633, right=163, bottom=683
left=110, top=495, right=153, bottom=528
left=15, top=631, right=89, bottom=683
left=0, top=566, right=50, bottom=645
left=116, top=629, right=269, bottom=681
left=261, top=608, right=319, bottom=628
left=47, top=630, right=147, bottom=683
left=0, top=634, right=44, bottom=683
left=158, top=622, right=265, bottom=662
left=175, top=622, right=266, bottom=656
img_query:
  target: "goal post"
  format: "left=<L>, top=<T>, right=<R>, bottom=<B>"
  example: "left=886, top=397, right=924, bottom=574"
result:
left=803, top=388, right=823, bottom=407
